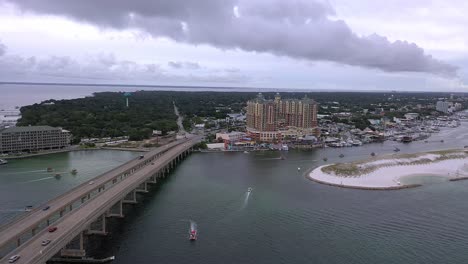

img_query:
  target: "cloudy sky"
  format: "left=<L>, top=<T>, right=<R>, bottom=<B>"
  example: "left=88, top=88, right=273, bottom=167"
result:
left=0, top=0, right=468, bottom=91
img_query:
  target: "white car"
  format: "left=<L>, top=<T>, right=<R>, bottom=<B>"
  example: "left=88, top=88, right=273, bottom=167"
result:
left=9, top=255, right=20, bottom=263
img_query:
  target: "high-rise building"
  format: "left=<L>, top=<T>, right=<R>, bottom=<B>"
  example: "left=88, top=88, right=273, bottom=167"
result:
left=436, top=101, right=451, bottom=114
left=246, top=93, right=318, bottom=142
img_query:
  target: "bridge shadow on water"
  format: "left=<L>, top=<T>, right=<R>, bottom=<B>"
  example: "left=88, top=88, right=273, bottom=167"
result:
left=81, top=167, right=181, bottom=260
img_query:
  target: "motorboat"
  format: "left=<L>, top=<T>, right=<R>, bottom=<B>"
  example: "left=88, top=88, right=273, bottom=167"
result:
left=71, top=169, right=77, bottom=174
left=393, top=147, right=400, bottom=152
left=0, top=159, right=7, bottom=165
left=243, top=151, right=249, bottom=154
left=24, top=205, right=33, bottom=212
left=189, top=230, right=197, bottom=241
left=248, top=187, right=253, bottom=193
left=339, top=154, right=344, bottom=158
left=47, top=167, right=53, bottom=172
left=281, top=145, right=289, bottom=151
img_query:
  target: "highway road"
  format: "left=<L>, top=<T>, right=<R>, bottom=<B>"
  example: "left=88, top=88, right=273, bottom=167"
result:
left=0, top=138, right=191, bottom=257
left=0, top=137, right=198, bottom=264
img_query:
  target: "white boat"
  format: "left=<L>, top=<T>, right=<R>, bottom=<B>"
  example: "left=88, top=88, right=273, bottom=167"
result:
left=0, top=159, right=7, bottom=165
left=248, top=187, right=253, bottom=193
left=281, top=145, right=289, bottom=151
left=243, top=151, right=249, bottom=154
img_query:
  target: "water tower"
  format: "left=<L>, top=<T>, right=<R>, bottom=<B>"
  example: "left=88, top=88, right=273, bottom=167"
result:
left=124, top=92, right=132, bottom=108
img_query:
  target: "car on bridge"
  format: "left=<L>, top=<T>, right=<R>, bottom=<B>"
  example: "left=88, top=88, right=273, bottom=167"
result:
left=41, top=239, right=51, bottom=246
left=8, top=255, right=20, bottom=263
left=48, top=226, right=57, bottom=233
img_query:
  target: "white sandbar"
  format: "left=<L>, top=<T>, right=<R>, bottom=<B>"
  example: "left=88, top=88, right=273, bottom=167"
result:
left=309, top=153, right=468, bottom=189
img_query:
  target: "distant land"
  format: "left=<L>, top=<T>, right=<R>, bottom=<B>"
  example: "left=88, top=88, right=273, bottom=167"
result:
left=1, top=81, right=463, bottom=94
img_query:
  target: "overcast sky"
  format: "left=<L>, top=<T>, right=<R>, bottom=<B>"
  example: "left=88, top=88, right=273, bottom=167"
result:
left=1, top=0, right=468, bottom=91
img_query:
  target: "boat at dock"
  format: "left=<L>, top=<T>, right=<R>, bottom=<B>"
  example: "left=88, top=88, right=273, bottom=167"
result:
left=0, top=159, right=7, bottom=165
left=402, top=136, right=412, bottom=143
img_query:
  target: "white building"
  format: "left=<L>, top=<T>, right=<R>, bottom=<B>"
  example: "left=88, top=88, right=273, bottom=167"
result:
left=436, top=101, right=451, bottom=114
left=215, top=132, right=246, bottom=142
left=404, top=113, right=419, bottom=120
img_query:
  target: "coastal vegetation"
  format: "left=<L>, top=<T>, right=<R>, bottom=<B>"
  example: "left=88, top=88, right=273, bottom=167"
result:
left=321, top=149, right=468, bottom=177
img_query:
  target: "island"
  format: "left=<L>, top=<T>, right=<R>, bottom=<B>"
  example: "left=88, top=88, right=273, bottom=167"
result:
left=308, top=149, right=468, bottom=190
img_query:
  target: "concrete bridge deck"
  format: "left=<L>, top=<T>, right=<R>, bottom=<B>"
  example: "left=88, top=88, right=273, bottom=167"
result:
left=0, top=137, right=198, bottom=262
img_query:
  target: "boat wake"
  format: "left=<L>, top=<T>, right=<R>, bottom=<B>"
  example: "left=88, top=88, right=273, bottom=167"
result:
left=19, top=176, right=55, bottom=184
left=7, top=169, right=48, bottom=175
left=190, top=220, right=197, bottom=232
left=241, top=189, right=252, bottom=210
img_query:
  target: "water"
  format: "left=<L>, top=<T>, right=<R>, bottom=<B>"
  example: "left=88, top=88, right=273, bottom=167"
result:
left=0, top=150, right=140, bottom=223
left=85, top=123, right=468, bottom=264
left=0, top=83, right=261, bottom=109
left=1, top=118, right=468, bottom=263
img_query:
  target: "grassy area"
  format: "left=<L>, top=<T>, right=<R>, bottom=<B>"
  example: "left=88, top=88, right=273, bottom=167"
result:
left=322, top=149, right=468, bottom=177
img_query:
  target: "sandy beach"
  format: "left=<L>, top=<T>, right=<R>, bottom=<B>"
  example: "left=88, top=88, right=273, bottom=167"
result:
left=309, top=152, right=468, bottom=189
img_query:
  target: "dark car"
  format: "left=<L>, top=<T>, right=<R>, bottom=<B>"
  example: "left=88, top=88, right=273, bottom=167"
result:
left=48, top=226, right=57, bottom=232
left=41, top=239, right=51, bottom=246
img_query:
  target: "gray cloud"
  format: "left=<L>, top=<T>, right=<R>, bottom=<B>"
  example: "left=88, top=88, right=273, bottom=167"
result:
left=4, top=0, right=457, bottom=76
left=0, top=46, right=247, bottom=84
left=168, top=61, right=201, bottom=70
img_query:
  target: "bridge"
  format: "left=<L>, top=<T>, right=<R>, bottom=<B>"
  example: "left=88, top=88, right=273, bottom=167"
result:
left=0, top=136, right=201, bottom=263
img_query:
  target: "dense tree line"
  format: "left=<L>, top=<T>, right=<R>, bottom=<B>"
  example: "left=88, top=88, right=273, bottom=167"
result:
left=18, top=91, right=179, bottom=140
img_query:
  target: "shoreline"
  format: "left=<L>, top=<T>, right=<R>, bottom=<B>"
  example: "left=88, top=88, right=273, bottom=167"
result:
left=308, top=150, right=468, bottom=190
left=2, top=147, right=146, bottom=160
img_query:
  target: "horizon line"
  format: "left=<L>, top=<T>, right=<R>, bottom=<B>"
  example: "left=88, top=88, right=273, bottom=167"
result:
left=0, top=81, right=464, bottom=94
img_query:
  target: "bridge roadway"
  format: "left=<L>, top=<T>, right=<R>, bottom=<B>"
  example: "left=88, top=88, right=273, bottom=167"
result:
left=0, top=137, right=199, bottom=263
left=0, top=137, right=192, bottom=258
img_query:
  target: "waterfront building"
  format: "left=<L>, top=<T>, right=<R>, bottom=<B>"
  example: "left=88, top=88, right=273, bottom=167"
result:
left=0, top=126, right=71, bottom=153
left=216, top=132, right=246, bottom=142
left=246, top=93, right=319, bottom=142
left=436, top=101, right=451, bottom=114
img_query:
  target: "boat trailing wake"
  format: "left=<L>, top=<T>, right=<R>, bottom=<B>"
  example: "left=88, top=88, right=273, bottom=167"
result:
left=19, top=176, right=55, bottom=184
left=190, top=220, right=197, bottom=232
left=241, top=189, right=252, bottom=210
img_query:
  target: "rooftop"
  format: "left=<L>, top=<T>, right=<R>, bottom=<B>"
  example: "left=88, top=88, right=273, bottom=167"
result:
left=0, top=125, right=62, bottom=133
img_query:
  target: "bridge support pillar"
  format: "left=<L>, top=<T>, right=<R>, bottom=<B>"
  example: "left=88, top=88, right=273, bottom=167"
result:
left=61, top=232, right=86, bottom=258
left=107, top=200, right=124, bottom=218
left=123, top=190, right=137, bottom=204
left=136, top=182, right=148, bottom=193
left=86, top=214, right=107, bottom=235
left=147, top=175, right=157, bottom=184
